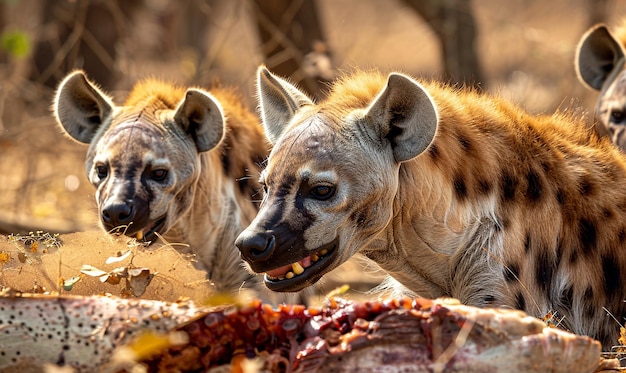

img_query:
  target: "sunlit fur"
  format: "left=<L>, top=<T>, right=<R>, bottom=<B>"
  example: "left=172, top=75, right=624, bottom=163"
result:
left=245, top=67, right=626, bottom=349
left=55, top=71, right=268, bottom=295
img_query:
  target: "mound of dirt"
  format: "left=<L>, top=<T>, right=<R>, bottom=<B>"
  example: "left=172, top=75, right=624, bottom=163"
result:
left=0, top=230, right=215, bottom=303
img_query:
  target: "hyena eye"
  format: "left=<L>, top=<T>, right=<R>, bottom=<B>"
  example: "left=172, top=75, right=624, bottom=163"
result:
left=310, top=184, right=335, bottom=200
left=95, top=165, right=108, bottom=180
left=610, top=110, right=626, bottom=124
left=150, top=169, right=168, bottom=182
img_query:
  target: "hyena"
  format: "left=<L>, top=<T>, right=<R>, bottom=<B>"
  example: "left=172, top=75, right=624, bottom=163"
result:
left=236, top=66, right=626, bottom=349
left=576, top=21, right=626, bottom=151
left=54, top=71, right=268, bottom=295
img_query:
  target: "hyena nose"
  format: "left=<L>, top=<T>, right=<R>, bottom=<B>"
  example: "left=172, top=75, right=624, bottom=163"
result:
left=102, top=202, right=136, bottom=228
left=235, top=231, right=276, bottom=263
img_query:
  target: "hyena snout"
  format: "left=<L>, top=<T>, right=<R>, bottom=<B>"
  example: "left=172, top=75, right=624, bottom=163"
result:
left=235, top=230, right=276, bottom=268
left=101, top=201, right=137, bottom=231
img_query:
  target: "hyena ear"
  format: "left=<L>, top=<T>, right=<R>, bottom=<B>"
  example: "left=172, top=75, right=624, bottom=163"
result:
left=53, top=70, right=115, bottom=144
left=174, top=89, right=225, bottom=153
left=257, top=66, right=314, bottom=144
left=365, top=73, right=438, bottom=163
left=576, top=24, right=625, bottom=91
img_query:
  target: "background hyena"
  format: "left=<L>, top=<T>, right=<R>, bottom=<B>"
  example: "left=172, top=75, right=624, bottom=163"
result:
left=236, top=66, right=626, bottom=349
left=54, top=70, right=270, bottom=297
left=577, top=20, right=626, bottom=151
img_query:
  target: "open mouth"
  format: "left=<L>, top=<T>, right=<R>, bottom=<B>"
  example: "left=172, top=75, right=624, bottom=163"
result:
left=263, top=237, right=338, bottom=292
left=109, top=216, right=167, bottom=243
left=131, top=216, right=166, bottom=244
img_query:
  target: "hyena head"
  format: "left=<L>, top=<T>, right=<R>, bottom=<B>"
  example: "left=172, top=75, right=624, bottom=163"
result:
left=235, top=67, right=437, bottom=292
left=54, top=71, right=224, bottom=242
left=577, top=23, right=626, bottom=150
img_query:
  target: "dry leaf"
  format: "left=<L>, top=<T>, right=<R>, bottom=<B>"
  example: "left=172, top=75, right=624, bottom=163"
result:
left=105, top=250, right=132, bottom=264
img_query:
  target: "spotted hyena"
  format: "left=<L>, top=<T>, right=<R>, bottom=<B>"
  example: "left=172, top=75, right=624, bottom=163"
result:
left=54, top=71, right=268, bottom=294
left=236, top=66, right=626, bottom=348
left=576, top=21, right=626, bottom=151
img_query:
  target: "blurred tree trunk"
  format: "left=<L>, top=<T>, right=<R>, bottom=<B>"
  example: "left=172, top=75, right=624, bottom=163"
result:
left=253, top=0, right=335, bottom=99
left=401, top=0, right=484, bottom=89
left=29, top=0, right=140, bottom=91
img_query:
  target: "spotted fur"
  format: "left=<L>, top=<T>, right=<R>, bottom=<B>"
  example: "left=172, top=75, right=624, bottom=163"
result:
left=577, top=20, right=626, bottom=151
left=54, top=71, right=268, bottom=294
left=236, top=66, right=626, bottom=349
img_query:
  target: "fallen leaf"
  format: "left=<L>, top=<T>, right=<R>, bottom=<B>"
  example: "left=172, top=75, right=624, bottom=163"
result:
left=80, top=264, right=108, bottom=277
left=105, top=250, right=132, bottom=264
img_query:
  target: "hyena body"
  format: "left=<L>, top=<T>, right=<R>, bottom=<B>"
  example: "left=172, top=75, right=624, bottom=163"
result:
left=577, top=21, right=626, bottom=150
left=236, top=66, right=626, bottom=348
left=55, top=71, right=267, bottom=294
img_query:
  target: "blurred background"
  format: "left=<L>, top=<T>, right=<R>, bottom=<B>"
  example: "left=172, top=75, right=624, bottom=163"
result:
left=1, top=0, right=626, bottom=235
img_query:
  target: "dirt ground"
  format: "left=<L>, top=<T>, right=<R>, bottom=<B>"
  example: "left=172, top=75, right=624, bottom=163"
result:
left=2, top=0, right=626, bottom=303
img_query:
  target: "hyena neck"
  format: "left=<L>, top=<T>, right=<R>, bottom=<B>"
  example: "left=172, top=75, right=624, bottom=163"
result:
left=168, top=88, right=266, bottom=292
left=166, top=152, right=255, bottom=291
left=363, top=230, right=454, bottom=299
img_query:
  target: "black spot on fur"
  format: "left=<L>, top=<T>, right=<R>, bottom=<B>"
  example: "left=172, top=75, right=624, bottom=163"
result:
left=602, top=254, right=622, bottom=295
left=427, top=144, right=440, bottom=161
left=220, top=152, right=231, bottom=178
left=453, top=174, right=468, bottom=201
left=525, top=169, right=543, bottom=203
left=579, top=176, right=594, bottom=196
left=535, top=249, right=554, bottom=293
left=477, top=179, right=492, bottom=195
left=504, top=262, right=520, bottom=282
left=458, top=134, right=471, bottom=151
left=500, top=171, right=517, bottom=202
left=578, top=218, right=597, bottom=255
left=569, top=250, right=578, bottom=265
left=602, top=207, right=613, bottom=219
left=555, top=238, right=565, bottom=261
left=555, top=188, right=566, bottom=205
left=524, top=233, right=531, bottom=254
left=515, top=292, right=526, bottom=310
left=351, top=210, right=367, bottom=225
left=619, top=228, right=626, bottom=243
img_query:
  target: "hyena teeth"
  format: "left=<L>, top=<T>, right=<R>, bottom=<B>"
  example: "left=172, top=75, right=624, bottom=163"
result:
left=136, top=231, right=143, bottom=240
left=320, top=249, right=328, bottom=256
left=311, top=254, right=319, bottom=262
left=285, top=271, right=295, bottom=279
left=292, top=262, right=305, bottom=275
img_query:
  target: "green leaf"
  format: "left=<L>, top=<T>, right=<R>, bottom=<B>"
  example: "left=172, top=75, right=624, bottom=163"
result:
left=62, top=276, right=81, bottom=291
left=1, top=30, right=30, bottom=58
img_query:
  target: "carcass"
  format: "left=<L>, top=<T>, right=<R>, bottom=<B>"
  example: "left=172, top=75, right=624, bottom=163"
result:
left=0, top=290, right=616, bottom=372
